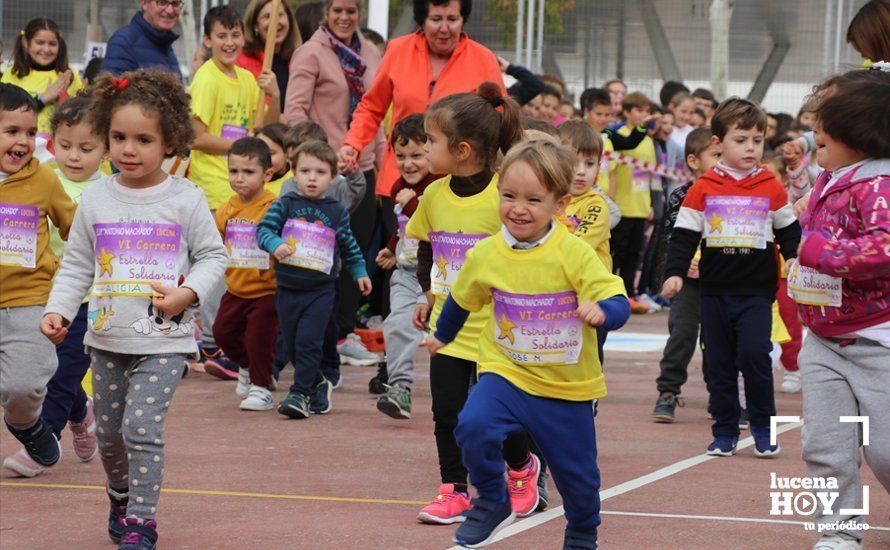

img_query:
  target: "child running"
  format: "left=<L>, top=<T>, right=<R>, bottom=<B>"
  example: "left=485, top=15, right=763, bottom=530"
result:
left=4, top=96, right=105, bottom=477
left=662, top=98, right=801, bottom=457
left=257, top=140, right=371, bottom=418
left=41, top=70, right=227, bottom=549
left=407, top=83, right=546, bottom=524
left=789, top=69, right=890, bottom=550
left=374, top=114, right=438, bottom=419
left=425, top=138, right=630, bottom=548
left=213, top=137, right=279, bottom=411
left=0, top=82, right=76, bottom=475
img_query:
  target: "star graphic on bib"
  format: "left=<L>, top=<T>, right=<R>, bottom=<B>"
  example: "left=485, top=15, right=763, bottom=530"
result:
left=708, top=213, right=724, bottom=234
left=497, top=314, right=516, bottom=345
left=287, top=235, right=300, bottom=249
left=435, top=253, right=448, bottom=280
left=98, top=248, right=116, bottom=277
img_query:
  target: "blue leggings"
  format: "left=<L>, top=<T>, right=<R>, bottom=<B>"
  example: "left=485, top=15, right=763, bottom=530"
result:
left=42, top=303, right=90, bottom=439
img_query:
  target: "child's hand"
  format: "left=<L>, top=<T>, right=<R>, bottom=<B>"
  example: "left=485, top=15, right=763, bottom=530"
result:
left=793, top=192, right=811, bottom=218
left=338, top=146, right=359, bottom=173
left=577, top=301, right=606, bottom=327
left=273, top=243, right=293, bottom=261
left=150, top=283, right=197, bottom=317
left=376, top=248, right=396, bottom=269
left=687, top=257, right=700, bottom=279
left=42, top=71, right=72, bottom=104
left=357, top=276, right=372, bottom=296
left=337, top=157, right=356, bottom=175
left=413, top=302, right=430, bottom=331
left=420, top=334, right=445, bottom=356
left=661, top=276, right=684, bottom=299
left=40, top=313, right=69, bottom=344
left=257, top=69, right=280, bottom=98
left=395, top=188, right=417, bottom=207
left=497, top=56, right=511, bottom=72
left=782, top=140, right=804, bottom=169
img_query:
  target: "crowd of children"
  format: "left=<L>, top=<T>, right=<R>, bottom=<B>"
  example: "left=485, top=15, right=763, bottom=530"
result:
left=1, top=1, right=889, bottom=549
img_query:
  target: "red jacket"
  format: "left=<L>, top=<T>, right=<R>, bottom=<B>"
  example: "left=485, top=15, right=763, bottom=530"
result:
left=797, top=159, right=890, bottom=337
left=342, top=31, right=504, bottom=196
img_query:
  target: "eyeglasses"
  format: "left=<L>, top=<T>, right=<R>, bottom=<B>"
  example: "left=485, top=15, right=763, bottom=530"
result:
left=155, top=0, right=184, bottom=9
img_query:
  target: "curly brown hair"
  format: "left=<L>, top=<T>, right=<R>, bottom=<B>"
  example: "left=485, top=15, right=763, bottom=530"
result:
left=88, top=69, right=194, bottom=158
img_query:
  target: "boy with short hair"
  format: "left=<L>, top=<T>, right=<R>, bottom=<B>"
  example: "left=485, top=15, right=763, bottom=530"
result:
left=0, top=82, right=76, bottom=470
left=662, top=98, right=801, bottom=457
left=257, top=140, right=371, bottom=419
left=651, top=127, right=720, bottom=422
left=374, top=114, right=438, bottom=419
left=213, top=137, right=279, bottom=411
left=538, top=86, right=562, bottom=125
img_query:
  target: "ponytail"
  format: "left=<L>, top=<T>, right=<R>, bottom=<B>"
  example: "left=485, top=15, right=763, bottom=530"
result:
left=12, top=18, right=69, bottom=79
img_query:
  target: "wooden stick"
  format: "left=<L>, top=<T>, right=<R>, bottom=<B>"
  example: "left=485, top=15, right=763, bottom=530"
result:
left=254, top=0, right=282, bottom=128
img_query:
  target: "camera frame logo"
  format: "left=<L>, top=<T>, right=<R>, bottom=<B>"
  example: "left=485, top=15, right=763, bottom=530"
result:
left=768, top=416, right=871, bottom=533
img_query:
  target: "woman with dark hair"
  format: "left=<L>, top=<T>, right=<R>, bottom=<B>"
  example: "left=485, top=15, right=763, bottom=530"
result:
left=295, top=1, right=325, bottom=44
left=236, top=0, right=302, bottom=110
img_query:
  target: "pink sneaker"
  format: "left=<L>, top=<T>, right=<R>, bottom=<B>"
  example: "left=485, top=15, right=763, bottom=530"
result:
left=416, top=483, right=471, bottom=524
left=69, top=397, right=98, bottom=462
left=2, top=447, right=47, bottom=478
left=508, top=453, right=541, bottom=517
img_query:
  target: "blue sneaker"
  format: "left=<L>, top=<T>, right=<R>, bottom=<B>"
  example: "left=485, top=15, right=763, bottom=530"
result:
left=453, top=497, right=515, bottom=548
left=278, top=392, right=311, bottom=419
left=310, top=379, right=332, bottom=414
left=564, top=528, right=597, bottom=549
left=751, top=425, right=781, bottom=457
left=706, top=435, right=738, bottom=456
left=5, top=418, right=61, bottom=466
left=106, top=486, right=128, bottom=543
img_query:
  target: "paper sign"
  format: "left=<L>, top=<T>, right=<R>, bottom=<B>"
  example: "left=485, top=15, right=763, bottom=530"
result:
left=491, top=289, right=583, bottom=365
left=281, top=219, right=336, bottom=273
left=428, top=231, right=487, bottom=296
left=0, top=203, right=39, bottom=268
left=92, top=222, right=181, bottom=296
left=787, top=260, right=842, bottom=307
left=221, top=124, right=248, bottom=141
left=225, top=220, right=270, bottom=269
left=397, top=212, right=419, bottom=264
left=704, top=195, right=770, bottom=249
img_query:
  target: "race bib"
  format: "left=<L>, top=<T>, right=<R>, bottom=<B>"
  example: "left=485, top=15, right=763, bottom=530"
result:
left=787, top=260, right=842, bottom=307
left=428, top=231, right=487, bottom=296
left=397, top=212, right=419, bottom=264
left=632, top=168, right=651, bottom=193
left=224, top=220, right=270, bottom=269
left=92, top=222, right=181, bottom=296
left=491, top=289, right=582, bottom=366
left=0, top=203, right=39, bottom=268
left=221, top=124, right=248, bottom=142
left=281, top=219, right=336, bottom=273
left=704, top=195, right=770, bottom=249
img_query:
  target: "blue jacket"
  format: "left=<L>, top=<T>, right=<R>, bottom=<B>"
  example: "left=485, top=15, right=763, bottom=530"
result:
left=102, top=12, right=181, bottom=79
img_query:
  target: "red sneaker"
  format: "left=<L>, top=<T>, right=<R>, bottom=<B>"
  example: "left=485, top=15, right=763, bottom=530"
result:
left=508, top=453, right=541, bottom=516
left=416, top=483, right=471, bottom=524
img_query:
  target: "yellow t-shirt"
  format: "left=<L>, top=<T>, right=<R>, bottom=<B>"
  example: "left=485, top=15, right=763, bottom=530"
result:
left=266, top=169, right=293, bottom=197
left=406, top=174, right=501, bottom=362
left=450, top=222, right=627, bottom=401
left=566, top=188, right=612, bottom=272
left=597, top=136, right=615, bottom=190
left=613, top=126, right=655, bottom=219
left=188, top=60, right=260, bottom=209
left=1, top=69, right=84, bottom=135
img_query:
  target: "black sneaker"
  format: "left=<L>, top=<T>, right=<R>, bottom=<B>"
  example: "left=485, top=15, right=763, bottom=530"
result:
left=106, top=486, right=128, bottom=543
left=119, top=518, right=158, bottom=549
left=453, top=497, right=515, bottom=548
left=739, top=408, right=749, bottom=430
left=368, top=361, right=389, bottom=395
left=535, top=471, right=550, bottom=511
left=310, top=379, right=332, bottom=414
left=5, top=418, right=61, bottom=466
left=564, top=528, right=597, bottom=549
left=652, top=393, right=684, bottom=423
left=278, top=392, right=311, bottom=419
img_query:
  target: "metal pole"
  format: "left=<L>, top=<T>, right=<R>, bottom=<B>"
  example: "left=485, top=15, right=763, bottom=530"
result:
left=536, top=0, right=544, bottom=73
left=516, top=0, right=524, bottom=65
left=833, top=0, right=844, bottom=73
left=584, top=19, right=591, bottom=90
left=822, top=0, right=834, bottom=76
left=845, top=0, right=854, bottom=65
left=526, top=0, right=535, bottom=69
left=367, top=0, right=390, bottom=40
left=616, top=1, right=625, bottom=79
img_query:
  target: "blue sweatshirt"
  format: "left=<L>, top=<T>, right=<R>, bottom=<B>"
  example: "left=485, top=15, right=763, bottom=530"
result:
left=256, top=191, right=366, bottom=289
left=102, top=12, right=182, bottom=80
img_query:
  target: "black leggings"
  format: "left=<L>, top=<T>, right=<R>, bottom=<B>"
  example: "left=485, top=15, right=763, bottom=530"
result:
left=430, top=354, right=544, bottom=484
left=610, top=217, right=647, bottom=296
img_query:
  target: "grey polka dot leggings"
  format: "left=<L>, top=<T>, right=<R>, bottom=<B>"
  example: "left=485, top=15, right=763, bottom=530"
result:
left=90, top=350, right=187, bottom=520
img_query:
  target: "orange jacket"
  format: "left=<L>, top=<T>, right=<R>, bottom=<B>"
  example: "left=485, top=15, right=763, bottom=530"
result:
left=342, top=31, right=504, bottom=196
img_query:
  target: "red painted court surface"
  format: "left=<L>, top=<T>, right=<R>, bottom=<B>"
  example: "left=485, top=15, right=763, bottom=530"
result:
left=1, top=314, right=888, bottom=549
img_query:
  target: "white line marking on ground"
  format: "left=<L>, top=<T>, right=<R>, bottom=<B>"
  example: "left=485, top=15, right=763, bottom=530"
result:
left=446, top=422, right=803, bottom=549
left=599, top=510, right=890, bottom=531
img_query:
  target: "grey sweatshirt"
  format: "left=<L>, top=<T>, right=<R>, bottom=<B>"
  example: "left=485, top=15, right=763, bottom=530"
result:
left=45, top=175, right=227, bottom=355
left=279, top=169, right=367, bottom=213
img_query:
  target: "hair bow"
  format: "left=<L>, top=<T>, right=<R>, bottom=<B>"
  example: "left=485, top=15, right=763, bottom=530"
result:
left=110, top=77, right=130, bottom=92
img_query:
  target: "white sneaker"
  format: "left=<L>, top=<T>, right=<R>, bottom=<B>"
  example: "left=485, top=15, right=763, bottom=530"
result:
left=3, top=446, right=48, bottom=477
left=240, top=386, right=274, bottom=411
left=813, top=535, right=862, bottom=550
left=236, top=368, right=251, bottom=399
left=337, top=333, right=379, bottom=366
left=781, top=370, right=801, bottom=393
left=636, top=294, right=662, bottom=313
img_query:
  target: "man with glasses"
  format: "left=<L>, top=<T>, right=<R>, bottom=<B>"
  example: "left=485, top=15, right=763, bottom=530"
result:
left=102, top=0, right=184, bottom=79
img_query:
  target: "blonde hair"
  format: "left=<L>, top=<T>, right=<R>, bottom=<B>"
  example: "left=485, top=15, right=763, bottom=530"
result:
left=500, top=139, right=574, bottom=196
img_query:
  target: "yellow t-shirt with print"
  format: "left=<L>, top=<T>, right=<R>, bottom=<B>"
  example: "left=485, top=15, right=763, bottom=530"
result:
left=188, top=60, right=260, bottom=209
left=1, top=69, right=84, bottom=135
left=406, top=174, right=501, bottom=362
left=266, top=169, right=293, bottom=197
left=597, top=136, right=615, bottom=191
left=565, top=188, right=612, bottom=271
left=450, top=222, right=627, bottom=401
left=613, top=125, right=655, bottom=219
